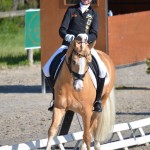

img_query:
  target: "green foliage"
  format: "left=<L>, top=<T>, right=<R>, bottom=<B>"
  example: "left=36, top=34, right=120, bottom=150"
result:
left=146, top=57, right=150, bottom=74
left=26, top=0, right=39, bottom=8
left=19, top=0, right=40, bottom=10
left=0, top=17, right=40, bottom=68
left=0, top=0, right=41, bottom=68
left=0, top=50, right=40, bottom=68
left=0, top=0, right=40, bottom=11
left=0, top=17, right=25, bottom=34
left=0, top=0, right=13, bottom=11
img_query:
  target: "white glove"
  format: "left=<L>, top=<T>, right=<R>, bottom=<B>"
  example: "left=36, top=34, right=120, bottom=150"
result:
left=65, top=34, right=75, bottom=42
left=77, top=33, right=88, bottom=42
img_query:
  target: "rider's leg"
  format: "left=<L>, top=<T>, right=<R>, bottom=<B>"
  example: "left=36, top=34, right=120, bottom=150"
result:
left=91, top=48, right=107, bottom=112
left=45, top=76, right=55, bottom=111
left=43, top=45, right=68, bottom=111
left=93, top=77, right=105, bottom=112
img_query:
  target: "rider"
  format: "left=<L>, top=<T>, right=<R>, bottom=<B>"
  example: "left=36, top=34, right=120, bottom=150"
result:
left=43, top=0, right=107, bottom=112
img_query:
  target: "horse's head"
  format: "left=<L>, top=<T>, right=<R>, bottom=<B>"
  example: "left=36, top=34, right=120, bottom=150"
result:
left=66, top=35, right=96, bottom=91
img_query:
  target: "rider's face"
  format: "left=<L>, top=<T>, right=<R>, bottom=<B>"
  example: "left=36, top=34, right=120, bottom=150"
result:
left=81, top=0, right=92, bottom=5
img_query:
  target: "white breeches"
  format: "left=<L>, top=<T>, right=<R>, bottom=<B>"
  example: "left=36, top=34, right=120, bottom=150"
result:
left=42, top=45, right=107, bottom=78
left=91, top=48, right=107, bottom=78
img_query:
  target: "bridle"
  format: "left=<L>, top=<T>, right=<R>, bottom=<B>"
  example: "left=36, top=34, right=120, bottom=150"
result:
left=66, top=48, right=91, bottom=81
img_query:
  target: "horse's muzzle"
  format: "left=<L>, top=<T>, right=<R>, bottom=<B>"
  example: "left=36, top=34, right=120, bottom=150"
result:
left=73, top=79, right=83, bottom=91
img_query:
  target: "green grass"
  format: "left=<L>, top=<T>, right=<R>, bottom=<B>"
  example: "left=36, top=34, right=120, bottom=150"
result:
left=0, top=17, right=40, bottom=68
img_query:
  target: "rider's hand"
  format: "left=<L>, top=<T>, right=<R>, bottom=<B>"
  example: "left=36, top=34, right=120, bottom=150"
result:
left=65, top=34, right=75, bottom=42
left=77, top=33, right=88, bottom=42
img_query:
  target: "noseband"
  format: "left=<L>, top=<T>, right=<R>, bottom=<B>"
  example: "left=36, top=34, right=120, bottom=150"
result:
left=66, top=48, right=91, bottom=81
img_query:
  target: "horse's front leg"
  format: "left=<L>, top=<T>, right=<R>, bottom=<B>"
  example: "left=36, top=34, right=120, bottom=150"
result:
left=46, top=107, right=65, bottom=150
left=80, top=107, right=92, bottom=150
left=90, top=113, right=101, bottom=150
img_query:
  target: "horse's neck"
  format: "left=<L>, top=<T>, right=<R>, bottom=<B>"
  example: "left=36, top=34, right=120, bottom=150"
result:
left=58, top=62, right=73, bottom=83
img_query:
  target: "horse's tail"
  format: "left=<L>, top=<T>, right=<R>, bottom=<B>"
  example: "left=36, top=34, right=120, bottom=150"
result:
left=94, top=87, right=116, bottom=142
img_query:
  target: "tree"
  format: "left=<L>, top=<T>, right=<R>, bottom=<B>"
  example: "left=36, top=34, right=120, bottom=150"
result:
left=13, top=0, right=40, bottom=10
left=13, top=0, right=24, bottom=10
left=25, top=0, right=39, bottom=8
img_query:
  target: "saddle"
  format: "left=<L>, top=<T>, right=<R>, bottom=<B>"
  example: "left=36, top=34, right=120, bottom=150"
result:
left=49, top=49, right=67, bottom=86
left=49, top=49, right=99, bottom=87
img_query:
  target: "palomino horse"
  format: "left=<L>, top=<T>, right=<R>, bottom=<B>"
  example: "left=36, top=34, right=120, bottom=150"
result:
left=46, top=37, right=115, bottom=150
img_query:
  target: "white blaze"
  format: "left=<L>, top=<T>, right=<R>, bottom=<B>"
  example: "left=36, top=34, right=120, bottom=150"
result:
left=73, top=57, right=85, bottom=91
left=78, top=57, right=86, bottom=74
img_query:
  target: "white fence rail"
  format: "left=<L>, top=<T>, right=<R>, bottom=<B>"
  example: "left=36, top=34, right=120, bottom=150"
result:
left=0, top=10, right=25, bottom=19
left=0, top=118, right=150, bottom=150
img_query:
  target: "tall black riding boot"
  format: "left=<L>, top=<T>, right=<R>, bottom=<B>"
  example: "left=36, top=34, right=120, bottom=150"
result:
left=93, top=77, right=106, bottom=112
left=45, top=77, right=55, bottom=111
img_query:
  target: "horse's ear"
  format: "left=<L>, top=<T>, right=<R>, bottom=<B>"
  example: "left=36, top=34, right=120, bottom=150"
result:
left=88, top=41, right=96, bottom=49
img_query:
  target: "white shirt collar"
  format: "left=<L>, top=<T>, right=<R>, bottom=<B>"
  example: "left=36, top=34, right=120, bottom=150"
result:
left=79, top=2, right=90, bottom=13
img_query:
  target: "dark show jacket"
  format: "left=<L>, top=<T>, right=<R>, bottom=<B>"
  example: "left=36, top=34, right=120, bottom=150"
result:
left=59, top=4, right=99, bottom=46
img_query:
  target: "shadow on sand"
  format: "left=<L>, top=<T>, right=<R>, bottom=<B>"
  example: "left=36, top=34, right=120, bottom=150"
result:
left=0, top=85, right=42, bottom=93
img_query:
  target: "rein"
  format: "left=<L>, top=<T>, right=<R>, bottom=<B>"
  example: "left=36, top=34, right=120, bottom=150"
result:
left=72, top=49, right=91, bottom=58
left=66, top=48, right=91, bottom=81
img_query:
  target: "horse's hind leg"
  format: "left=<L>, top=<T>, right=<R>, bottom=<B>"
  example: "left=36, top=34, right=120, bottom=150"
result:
left=46, top=107, right=65, bottom=150
left=94, top=140, right=101, bottom=150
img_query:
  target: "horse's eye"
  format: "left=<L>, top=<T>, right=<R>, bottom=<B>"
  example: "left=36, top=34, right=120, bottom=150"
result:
left=72, top=60, right=76, bottom=64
